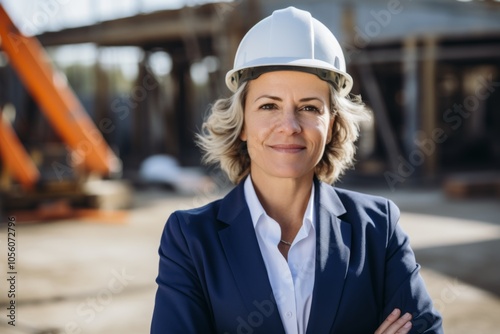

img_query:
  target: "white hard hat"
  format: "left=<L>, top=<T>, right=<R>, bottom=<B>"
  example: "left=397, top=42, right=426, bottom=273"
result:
left=225, top=6, right=353, bottom=96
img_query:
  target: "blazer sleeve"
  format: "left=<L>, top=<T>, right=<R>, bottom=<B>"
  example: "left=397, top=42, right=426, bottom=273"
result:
left=150, top=212, right=215, bottom=334
left=382, top=200, right=443, bottom=334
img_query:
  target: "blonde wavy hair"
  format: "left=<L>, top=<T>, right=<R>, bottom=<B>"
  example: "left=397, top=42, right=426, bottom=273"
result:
left=196, top=76, right=371, bottom=184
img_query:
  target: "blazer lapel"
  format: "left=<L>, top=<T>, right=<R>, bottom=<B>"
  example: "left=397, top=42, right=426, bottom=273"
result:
left=217, top=181, right=285, bottom=333
left=306, top=180, right=352, bottom=334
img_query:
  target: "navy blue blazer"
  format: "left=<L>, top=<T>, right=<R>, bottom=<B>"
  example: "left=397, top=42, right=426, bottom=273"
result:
left=151, top=178, right=443, bottom=333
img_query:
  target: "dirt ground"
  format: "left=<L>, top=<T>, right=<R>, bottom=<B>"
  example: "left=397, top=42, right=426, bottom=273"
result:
left=0, top=185, right=499, bottom=334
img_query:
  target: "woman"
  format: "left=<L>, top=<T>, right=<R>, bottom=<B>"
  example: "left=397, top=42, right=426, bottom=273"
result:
left=151, top=7, right=442, bottom=334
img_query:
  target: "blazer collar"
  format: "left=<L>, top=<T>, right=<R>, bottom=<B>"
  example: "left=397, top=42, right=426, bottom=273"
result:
left=217, top=178, right=286, bottom=333
left=217, top=176, right=346, bottom=222
left=306, top=178, right=351, bottom=334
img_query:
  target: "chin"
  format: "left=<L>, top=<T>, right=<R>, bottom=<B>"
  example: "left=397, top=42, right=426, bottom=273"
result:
left=268, top=168, right=314, bottom=180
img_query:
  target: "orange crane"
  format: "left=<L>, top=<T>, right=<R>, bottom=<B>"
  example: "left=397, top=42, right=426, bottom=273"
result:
left=0, top=4, right=121, bottom=190
left=0, top=107, right=40, bottom=189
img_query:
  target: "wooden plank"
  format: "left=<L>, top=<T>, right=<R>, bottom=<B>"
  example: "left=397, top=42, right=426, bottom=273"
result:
left=357, top=57, right=402, bottom=172
left=402, top=36, right=419, bottom=160
left=421, top=36, right=437, bottom=177
left=350, top=44, right=500, bottom=65
left=37, top=6, right=221, bottom=47
left=443, top=172, right=500, bottom=198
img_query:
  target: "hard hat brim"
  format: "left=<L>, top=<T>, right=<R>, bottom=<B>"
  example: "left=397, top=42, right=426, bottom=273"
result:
left=225, top=60, right=353, bottom=97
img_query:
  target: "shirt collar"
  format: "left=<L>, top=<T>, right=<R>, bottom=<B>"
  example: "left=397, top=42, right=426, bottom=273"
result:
left=243, top=176, right=316, bottom=231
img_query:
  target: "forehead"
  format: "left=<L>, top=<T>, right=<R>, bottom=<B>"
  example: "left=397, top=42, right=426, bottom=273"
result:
left=246, top=70, right=330, bottom=99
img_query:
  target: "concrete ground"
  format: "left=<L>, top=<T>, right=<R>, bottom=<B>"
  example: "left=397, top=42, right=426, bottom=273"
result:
left=0, top=185, right=499, bottom=334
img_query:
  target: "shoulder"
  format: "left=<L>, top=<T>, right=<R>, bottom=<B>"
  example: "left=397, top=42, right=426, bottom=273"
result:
left=165, top=198, right=224, bottom=233
left=158, top=198, right=227, bottom=258
left=163, top=182, right=246, bottom=236
left=320, top=183, right=401, bottom=236
left=333, top=187, right=400, bottom=219
left=174, top=198, right=222, bottom=219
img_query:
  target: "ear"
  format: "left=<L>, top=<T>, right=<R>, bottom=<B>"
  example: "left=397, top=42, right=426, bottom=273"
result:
left=240, top=126, right=247, bottom=141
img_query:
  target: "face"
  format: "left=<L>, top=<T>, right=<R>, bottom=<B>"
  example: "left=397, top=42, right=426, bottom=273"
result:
left=240, top=70, right=334, bottom=183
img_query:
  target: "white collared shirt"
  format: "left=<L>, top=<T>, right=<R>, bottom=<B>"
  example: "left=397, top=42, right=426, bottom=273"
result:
left=244, top=176, right=316, bottom=334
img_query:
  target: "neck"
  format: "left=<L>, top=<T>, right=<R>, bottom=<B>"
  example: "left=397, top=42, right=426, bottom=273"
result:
left=249, top=172, right=314, bottom=229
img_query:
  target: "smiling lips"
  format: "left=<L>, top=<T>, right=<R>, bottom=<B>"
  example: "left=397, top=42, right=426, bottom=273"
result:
left=269, top=144, right=306, bottom=153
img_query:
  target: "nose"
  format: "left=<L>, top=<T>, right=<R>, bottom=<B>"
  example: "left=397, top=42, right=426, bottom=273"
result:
left=277, top=108, right=301, bottom=135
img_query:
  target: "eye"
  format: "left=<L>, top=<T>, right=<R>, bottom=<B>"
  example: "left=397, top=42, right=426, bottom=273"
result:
left=300, top=105, right=321, bottom=113
left=259, top=103, right=278, bottom=110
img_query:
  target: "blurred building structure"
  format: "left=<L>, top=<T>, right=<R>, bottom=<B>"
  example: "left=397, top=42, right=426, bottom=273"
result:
left=27, top=1, right=261, bottom=171
left=1, top=0, right=499, bottom=194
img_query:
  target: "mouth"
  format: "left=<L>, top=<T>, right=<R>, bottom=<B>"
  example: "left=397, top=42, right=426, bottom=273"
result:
left=269, top=144, right=306, bottom=153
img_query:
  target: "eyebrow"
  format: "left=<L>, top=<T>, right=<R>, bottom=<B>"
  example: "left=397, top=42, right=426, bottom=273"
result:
left=254, top=95, right=325, bottom=103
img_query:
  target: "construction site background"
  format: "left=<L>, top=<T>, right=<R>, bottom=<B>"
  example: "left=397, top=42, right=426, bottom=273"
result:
left=0, top=0, right=499, bottom=333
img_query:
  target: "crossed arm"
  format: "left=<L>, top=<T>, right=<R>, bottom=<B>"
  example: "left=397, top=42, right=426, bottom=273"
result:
left=376, top=308, right=413, bottom=334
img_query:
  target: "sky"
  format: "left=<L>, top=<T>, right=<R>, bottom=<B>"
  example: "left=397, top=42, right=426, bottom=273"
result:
left=1, top=0, right=228, bottom=35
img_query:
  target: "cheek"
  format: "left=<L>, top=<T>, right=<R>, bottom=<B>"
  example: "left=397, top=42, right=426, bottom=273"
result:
left=307, top=117, right=331, bottom=137
left=309, top=120, right=332, bottom=148
left=245, top=116, right=276, bottom=141
left=320, top=115, right=334, bottom=139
